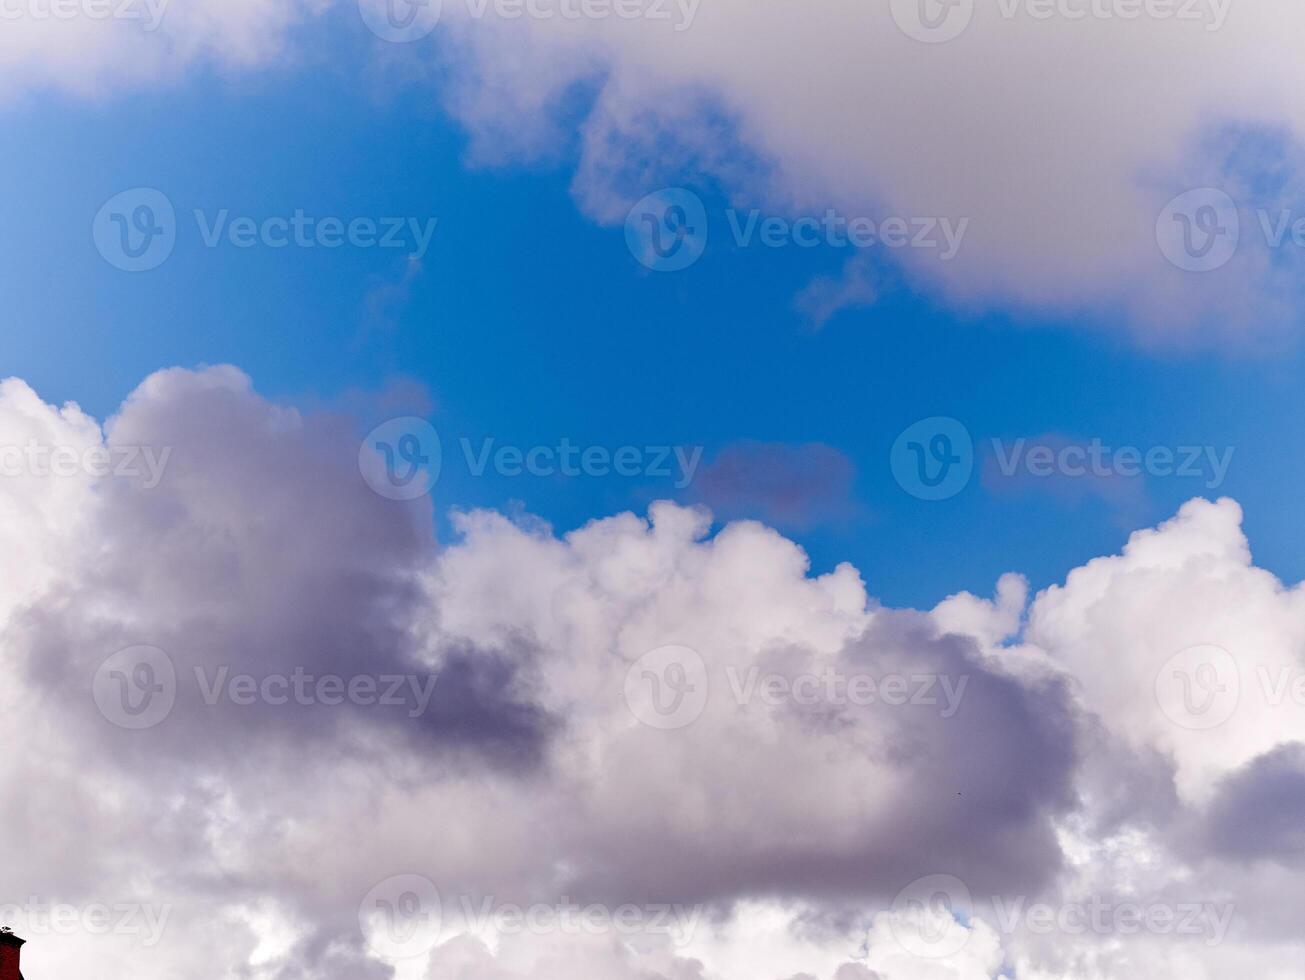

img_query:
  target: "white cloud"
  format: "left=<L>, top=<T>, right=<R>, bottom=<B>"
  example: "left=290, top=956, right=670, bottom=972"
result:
left=1026, top=496, right=1305, bottom=806
left=12, top=2, right=1305, bottom=337
left=362, top=0, right=1305, bottom=340
left=1, top=368, right=1304, bottom=979
left=6, top=0, right=1305, bottom=339
left=0, top=0, right=329, bottom=98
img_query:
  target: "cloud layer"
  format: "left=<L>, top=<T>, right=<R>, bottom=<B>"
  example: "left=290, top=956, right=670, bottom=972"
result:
left=423, top=0, right=1305, bottom=341
left=1, top=367, right=1304, bottom=979
left=13, top=1, right=1305, bottom=339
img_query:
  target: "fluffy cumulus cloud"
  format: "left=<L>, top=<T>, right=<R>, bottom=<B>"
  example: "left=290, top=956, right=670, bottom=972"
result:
left=0, top=366, right=1304, bottom=979
left=12, top=0, right=1305, bottom=339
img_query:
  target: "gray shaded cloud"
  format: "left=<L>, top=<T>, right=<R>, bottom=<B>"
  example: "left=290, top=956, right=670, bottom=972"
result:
left=1206, top=742, right=1305, bottom=863
left=689, top=441, right=860, bottom=530
left=5, top=370, right=1305, bottom=979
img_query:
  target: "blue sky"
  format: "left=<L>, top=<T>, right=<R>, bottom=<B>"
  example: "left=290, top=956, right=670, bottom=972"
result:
left=4, top=7, right=1305, bottom=609
left=13, top=5, right=1305, bottom=980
